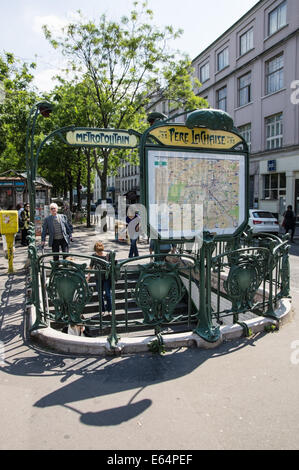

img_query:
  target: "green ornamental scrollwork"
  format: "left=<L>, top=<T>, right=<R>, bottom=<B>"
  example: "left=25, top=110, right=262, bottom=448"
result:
left=224, top=255, right=264, bottom=311
left=134, top=261, right=185, bottom=326
left=47, top=259, right=92, bottom=324
left=225, top=236, right=242, bottom=266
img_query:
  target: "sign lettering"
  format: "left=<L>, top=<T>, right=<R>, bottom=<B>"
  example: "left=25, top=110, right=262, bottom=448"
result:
left=150, top=126, right=242, bottom=150
left=66, top=129, right=138, bottom=148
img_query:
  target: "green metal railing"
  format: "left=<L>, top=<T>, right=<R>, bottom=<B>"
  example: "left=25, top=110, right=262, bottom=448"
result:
left=26, top=223, right=290, bottom=347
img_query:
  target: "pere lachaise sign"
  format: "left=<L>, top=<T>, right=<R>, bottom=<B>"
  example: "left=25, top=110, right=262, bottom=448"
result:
left=150, top=125, right=242, bottom=149
left=66, top=128, right=138, bottom=149
left=144, top=123, right=247, bottom=239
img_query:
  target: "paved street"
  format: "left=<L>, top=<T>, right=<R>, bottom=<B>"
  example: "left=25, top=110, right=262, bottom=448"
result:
left=0, top=225, right=299, bottom=451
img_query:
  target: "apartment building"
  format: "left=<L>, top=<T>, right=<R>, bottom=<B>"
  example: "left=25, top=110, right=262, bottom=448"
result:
left=192, top=0, right=299, bottom=220
left=115, top=162, right=140, bottom=204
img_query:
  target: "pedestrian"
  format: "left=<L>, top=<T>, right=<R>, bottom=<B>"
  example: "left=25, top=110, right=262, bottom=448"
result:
left=62, top=201, right=72, bottom=225
left=16, top=203, right=24, bottom=220
left=16, top=203, right=24, bottom=244
left=87, top=241, right=112, bottom=314
left=282, top=205, right=296, bottom=242
left=41, top=202, right=73, bottom=260
left=126, top=208, right=140, bottom=258
left=20, top=203, right=30, bottom=246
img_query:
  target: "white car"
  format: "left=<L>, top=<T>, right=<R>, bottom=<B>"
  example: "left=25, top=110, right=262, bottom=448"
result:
left=248, top=210, right=279, bottom=234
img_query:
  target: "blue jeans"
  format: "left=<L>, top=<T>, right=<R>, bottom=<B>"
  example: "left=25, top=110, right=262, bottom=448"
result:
left=129, top=238, right=139, bottom=258
left=96, top=279, right=112, bottom=312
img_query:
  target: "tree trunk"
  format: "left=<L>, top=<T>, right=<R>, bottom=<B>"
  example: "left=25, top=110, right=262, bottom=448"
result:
left=68, top=173, right=73, bottom=211
left=76, top=167, right=81, bottom=211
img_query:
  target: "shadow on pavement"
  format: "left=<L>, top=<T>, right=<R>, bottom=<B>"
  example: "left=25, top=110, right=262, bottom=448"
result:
left=1, top=329, right=267, bottom=427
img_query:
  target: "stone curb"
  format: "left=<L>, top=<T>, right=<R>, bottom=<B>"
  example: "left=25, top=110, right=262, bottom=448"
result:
left=28, top=298, right=292, bottom=356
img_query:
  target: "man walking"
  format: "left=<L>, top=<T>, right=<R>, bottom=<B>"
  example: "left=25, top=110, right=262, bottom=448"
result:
left=41, top=203, right=73, bottom=260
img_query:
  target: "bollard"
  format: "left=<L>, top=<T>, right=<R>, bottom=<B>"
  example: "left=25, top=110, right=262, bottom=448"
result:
left=0, top=211, right=18, bottom=273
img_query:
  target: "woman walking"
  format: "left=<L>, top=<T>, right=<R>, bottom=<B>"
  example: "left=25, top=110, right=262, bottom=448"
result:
left=21, top=203, right=30, bottom=246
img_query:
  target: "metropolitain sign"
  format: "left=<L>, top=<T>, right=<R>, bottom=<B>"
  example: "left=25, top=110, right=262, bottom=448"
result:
left=66, top=128, right=138, bottom=149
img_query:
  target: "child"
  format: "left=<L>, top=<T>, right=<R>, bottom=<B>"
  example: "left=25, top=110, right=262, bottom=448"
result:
left=89, top=241, right=112, bottom=314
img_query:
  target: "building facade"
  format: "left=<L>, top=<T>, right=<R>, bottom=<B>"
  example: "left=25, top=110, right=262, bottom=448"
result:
left=115, top=162, right=140, bottom=204
left=192, top=0, right=299, bottom=220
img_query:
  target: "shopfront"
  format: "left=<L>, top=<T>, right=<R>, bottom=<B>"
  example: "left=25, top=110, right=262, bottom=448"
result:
left=259, top=151, right=299, bottom=222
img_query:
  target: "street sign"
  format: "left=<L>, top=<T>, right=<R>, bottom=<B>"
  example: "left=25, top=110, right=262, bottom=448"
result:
left=140, top=114, right=248, bottom=242
left=66, top=128, right=138, bottom=149
left=150, top=125, right=242, bottom=150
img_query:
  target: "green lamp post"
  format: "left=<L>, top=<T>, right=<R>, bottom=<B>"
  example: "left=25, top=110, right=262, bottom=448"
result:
left=25, top=101, right=53, bottom=224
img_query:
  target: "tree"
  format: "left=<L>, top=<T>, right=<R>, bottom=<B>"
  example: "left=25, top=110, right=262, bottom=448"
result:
left=43, top=1, right=208, bottom=199
left=0, top=53, right=39, bottom=172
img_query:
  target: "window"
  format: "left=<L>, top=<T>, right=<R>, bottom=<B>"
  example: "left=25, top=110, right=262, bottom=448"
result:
left=240, top=28, right=253, bottom=55
left=238, top=123, right=251, bottom=152
left=217, top=47, right=228, bottom=71
left=238, top=72, right=251, bottom=106
left=268, top=1, right=287, bottom=36
left=216, top=86, right=227, bottom=111
left=265, top=113, right=283, bottom=149
left=266, top=54, right=284, bottom=94
left=264, top=172, right=286, bottom=199
left=199, top=62, right=209, bottom=83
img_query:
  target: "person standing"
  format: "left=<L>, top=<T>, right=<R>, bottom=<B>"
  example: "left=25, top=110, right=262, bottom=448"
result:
left=283, top=205, right=296, bottom=242
left=62, top=201, right=72, bottom=225
left=126, top=210, right=140, bottom=258
left=87, top=241, right=112, bottom=314
left=41, top=203, right=73, bottom=260
left=20, top=203, right=30, bottom=246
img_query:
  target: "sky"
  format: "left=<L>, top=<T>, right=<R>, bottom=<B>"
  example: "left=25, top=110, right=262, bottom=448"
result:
left=0, top=0, right=259, bottom=92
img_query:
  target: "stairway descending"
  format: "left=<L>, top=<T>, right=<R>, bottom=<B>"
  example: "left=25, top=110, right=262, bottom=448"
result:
left=48, top=262, right=198, bottom=338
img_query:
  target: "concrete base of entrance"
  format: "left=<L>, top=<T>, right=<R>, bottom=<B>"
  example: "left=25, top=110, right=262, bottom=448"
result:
left=28, top=298, right=292, bottom=356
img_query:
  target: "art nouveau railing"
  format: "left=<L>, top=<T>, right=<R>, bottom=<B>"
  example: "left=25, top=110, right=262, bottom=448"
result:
left=26, top=223, right=290, bottom=348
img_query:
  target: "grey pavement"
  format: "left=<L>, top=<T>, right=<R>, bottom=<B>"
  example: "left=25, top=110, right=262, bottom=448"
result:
left=0, top=224, right=299, bottom=450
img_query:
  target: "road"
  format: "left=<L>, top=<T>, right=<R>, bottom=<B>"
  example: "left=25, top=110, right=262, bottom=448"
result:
left=0, top=230, right=299, bottom=451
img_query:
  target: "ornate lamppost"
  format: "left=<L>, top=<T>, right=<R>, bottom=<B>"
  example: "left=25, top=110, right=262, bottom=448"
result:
left=25, top=101, right=53, bottom=224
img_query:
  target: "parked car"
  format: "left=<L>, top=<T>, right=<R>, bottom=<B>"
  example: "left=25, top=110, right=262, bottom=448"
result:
left=248, top=209, right=279, bottom=234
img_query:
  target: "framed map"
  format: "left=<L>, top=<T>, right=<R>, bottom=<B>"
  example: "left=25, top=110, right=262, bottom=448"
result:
left=147, top=149, right=246, bottom=239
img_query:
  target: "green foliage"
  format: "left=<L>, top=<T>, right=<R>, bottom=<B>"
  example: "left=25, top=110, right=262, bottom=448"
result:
left=0, top=53, right=39, bottom=173
left=148, top=333, right=166, bottom=354
left=0, top=2, right=209, bottom=201
left=264, top=324, right=278, bottom=333
left=43, top=0, right=208, bottom=197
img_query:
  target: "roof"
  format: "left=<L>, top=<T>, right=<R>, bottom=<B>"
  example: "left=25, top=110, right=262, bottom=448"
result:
left=0, top=170, right=52, bottom=187
left=19, top=172, right=53, bottom=188
left=192, top=0, right=263, bottom=63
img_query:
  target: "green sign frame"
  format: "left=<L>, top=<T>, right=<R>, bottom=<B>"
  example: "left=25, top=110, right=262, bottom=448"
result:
left=139, top=110, right=249, bottom=244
